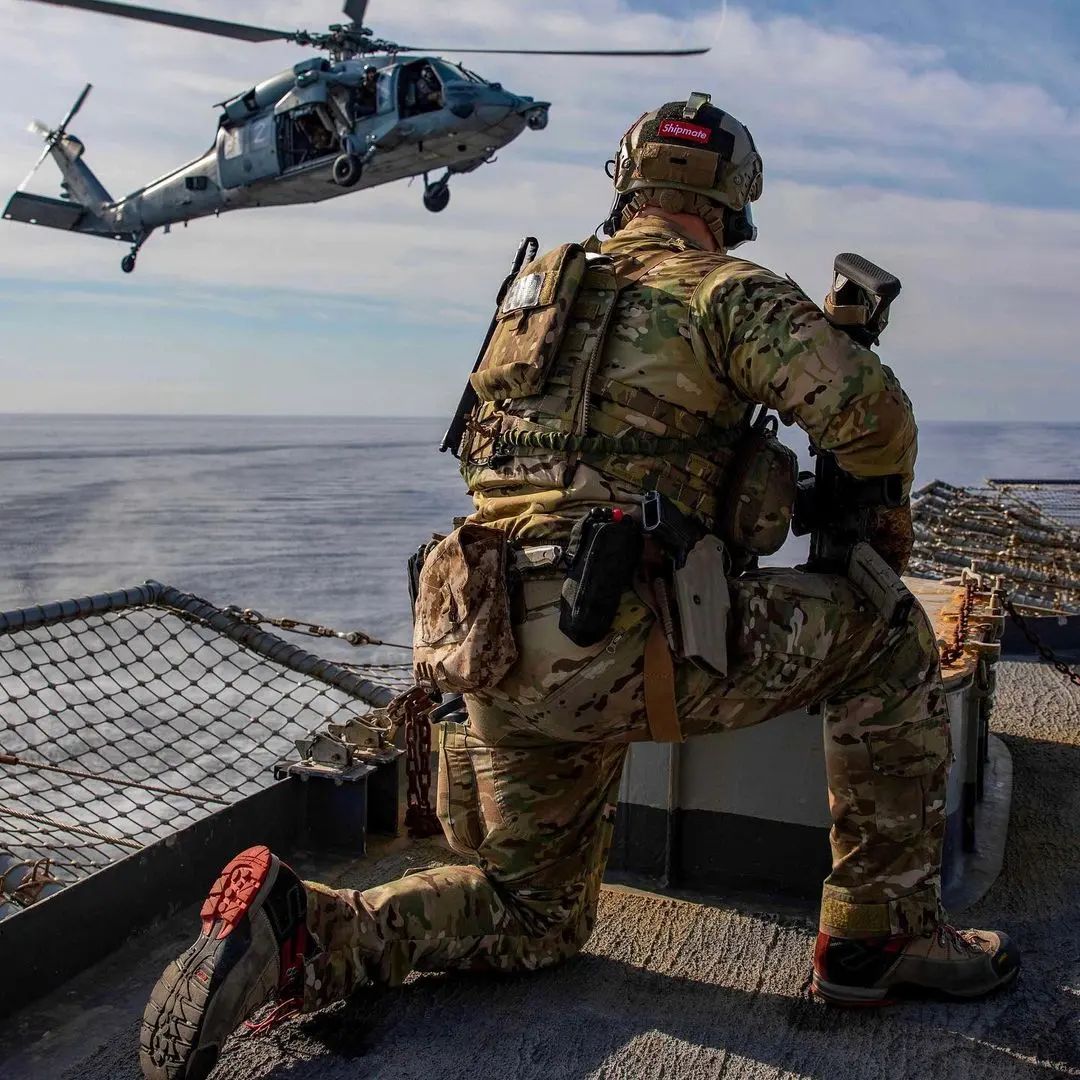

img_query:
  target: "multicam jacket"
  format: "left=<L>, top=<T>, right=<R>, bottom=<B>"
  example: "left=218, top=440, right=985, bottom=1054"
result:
left=462, top=213, right=917, bottom=543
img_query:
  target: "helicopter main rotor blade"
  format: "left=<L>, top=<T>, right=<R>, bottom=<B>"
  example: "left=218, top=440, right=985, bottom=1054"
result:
left=58, top=82, right=92, bottom=135
left=396, top=45, right=711, bottom=56
left=342, top=0, right=369, bottom=25
left=21, top=0, right=294, bottom=44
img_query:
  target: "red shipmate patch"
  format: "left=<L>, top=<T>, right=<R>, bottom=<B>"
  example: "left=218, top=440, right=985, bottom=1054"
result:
left=658, top=119, right=711, bottom=145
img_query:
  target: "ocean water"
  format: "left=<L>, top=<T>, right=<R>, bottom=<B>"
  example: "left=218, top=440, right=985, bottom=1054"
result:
left=1, top=415, right=1079, bottom=662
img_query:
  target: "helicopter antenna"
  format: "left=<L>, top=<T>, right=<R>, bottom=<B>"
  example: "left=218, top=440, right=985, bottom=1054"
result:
left=19, top=82, right=92, bottom=190
left=18, top=0, right=710, bottom=59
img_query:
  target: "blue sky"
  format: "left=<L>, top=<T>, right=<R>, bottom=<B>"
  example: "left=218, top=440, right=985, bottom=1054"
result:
left=0, top=0, right=1076, bottom=419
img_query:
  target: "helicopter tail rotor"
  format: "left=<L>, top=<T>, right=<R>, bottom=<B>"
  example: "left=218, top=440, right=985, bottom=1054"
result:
left=19, top=82, right=93, bottom=190
left=16, top=83, right=107, bottom=199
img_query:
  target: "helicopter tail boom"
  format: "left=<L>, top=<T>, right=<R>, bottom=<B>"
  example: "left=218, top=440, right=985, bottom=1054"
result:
left=4, top=133, right=129, bottom=241
left=3, top=82, right=132, bottom=241
left=40, top=127, right=114, bottom=213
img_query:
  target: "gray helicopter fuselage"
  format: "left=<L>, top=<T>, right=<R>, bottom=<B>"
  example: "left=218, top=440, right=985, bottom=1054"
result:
left=106, top=56, right=546, bottom=236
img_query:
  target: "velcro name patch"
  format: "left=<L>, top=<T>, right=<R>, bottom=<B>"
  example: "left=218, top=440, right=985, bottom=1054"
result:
left=501, top=271, right=545, bottom=314
left=658, top=119, right=711, bottom=145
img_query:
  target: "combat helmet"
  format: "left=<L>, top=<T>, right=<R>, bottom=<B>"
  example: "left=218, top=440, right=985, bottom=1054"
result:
left=603, top=92, right=763, bottom=249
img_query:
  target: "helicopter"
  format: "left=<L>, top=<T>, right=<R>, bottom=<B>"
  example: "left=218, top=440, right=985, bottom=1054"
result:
left=3, top=0, right=708, bottom=273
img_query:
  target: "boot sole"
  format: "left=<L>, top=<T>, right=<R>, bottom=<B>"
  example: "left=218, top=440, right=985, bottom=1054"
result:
left=139, top=847, right=278, bottom=1080
left=812, top=964, right=1019, bottom=1007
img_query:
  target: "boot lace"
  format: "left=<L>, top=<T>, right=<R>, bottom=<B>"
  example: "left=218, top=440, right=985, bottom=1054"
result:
left=243, top=949, right=307, bottom=1036
left=244, top=996, right=302, bottom=1036
left=933, top=923, right=983, bottom=957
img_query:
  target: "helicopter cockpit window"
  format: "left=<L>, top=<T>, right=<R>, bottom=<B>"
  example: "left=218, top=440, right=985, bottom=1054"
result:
left=221, top=126, right=242, bottom=160
left=400, top=61, right=444, bottom=118
left=376, top=73, right=393, bottom=114
left=430, top=61, right=466, bottom=84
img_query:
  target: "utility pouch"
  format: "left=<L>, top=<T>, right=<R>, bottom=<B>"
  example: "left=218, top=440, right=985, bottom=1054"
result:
left=672, top=535, right=731, bottom=677
left=469, top=243, right=588, bottom=402
left=560, top=508, right=643, bottom=647
left=719, top=413, right=798, bottom=556
left=412, top=524, right=519, bottom=693
left=848, top=541, right=914, bottom=629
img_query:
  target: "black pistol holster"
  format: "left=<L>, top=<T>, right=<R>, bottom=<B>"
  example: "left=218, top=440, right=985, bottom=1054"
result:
left=559, top=507, right=643, bottom=647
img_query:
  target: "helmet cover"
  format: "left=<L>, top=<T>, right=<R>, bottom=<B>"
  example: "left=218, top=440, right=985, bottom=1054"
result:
left=613, top=93, right=762, bottom=212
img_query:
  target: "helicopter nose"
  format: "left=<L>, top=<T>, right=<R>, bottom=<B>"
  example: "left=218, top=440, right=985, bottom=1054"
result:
left=522, top=103, right=549, bottom=130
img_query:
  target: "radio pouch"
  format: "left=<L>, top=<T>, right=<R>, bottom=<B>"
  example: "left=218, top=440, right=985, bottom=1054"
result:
left=560, top=509, right=643, bottom=647
left=412, top=524, right=519, bottom=693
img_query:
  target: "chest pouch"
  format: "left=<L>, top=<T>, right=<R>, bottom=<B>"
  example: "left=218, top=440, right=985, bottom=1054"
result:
left=412, top=524, right=519, bottom=693
left=718, top=412, right=798, bottom=556
left=469, top=243, right=588, bottom=403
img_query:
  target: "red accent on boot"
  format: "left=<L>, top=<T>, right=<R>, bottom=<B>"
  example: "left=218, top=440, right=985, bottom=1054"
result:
left=200, top=846, right=273, bottom=940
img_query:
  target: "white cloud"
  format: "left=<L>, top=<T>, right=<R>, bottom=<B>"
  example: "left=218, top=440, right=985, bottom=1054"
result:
left=0, top=0, right=1076, bottom=419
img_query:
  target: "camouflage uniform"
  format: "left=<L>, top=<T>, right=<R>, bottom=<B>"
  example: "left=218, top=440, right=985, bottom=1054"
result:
left=297, top=214, right=950, bottom=1010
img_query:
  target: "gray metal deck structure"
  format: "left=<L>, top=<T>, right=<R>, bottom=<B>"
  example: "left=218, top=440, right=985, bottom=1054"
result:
left=1, top=657, right=1076, bottom=1080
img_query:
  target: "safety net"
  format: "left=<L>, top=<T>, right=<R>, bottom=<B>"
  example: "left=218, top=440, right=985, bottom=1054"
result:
left=911, top=480, right=1080, bottom=615
left=0, top=582, right=412, bottom=919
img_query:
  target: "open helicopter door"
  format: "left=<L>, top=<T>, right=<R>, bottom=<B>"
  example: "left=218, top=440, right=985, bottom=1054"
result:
left=217, top=114, right=279, bottom=189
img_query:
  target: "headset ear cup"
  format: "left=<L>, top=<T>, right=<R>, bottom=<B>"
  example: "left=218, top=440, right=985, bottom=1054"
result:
left=723, top=206, right=758, bottom=249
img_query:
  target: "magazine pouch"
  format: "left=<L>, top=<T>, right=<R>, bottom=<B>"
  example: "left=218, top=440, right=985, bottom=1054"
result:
left=413, top=524, right=518, bottom=693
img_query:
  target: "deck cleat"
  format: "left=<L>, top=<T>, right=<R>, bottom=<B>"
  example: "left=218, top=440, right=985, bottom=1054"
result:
left=139, top=846, right=314, bottom=1080
left=811, top=924, right=1020, bottom=1006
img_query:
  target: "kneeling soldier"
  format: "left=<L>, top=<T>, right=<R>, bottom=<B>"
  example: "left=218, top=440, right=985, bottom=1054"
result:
left=140, top=94, right=1019, bottom=1080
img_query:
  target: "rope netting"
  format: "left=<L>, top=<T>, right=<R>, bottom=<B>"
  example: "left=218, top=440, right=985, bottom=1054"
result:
left=0, top=583, right=412, bottom=920
left=911, top=479, right=1080, bottom=615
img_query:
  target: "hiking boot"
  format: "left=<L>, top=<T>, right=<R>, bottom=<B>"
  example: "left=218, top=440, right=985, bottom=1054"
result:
left=812, top=924, right=1020, bottom=1005
left=140, top=846, right=314, bottom=1080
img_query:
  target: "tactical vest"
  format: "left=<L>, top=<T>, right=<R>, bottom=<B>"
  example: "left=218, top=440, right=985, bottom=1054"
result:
left=459, top=239, right=753, bottom=532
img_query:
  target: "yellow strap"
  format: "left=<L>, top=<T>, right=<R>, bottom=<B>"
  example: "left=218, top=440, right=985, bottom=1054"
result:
left=644, top=619, right=683, bottom=743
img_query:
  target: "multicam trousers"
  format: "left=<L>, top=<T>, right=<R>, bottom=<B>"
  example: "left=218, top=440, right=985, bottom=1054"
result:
left=302, top=571, right=951, bottom=1009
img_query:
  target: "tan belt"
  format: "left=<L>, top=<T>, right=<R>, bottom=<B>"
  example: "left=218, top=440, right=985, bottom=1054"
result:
left=642, top=575, right=683, bottom=743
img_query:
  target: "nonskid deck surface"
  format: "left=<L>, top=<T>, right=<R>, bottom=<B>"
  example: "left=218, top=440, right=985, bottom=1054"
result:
left=1, top=660, right=1077, bottom=1080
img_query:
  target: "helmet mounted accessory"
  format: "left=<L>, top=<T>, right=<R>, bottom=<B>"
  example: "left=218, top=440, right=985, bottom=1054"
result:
left=601, top=92, right=763, bottom=249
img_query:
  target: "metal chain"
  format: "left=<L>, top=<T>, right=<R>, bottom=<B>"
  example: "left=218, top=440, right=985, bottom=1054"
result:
left=1004, top=599, right=1080, bottom=689
left=223, top=606, right=412, bottom=650
left=398, top=689, right=440, bottom=839
left=0, top=856, right=59, bottom=907
left=939, top=575, right=975, bottom=665
left=0, top=753, right=229, bottom=805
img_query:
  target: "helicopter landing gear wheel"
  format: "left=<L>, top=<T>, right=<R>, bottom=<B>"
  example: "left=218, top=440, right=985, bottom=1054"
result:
left=423, top=181, right=450, bottom=213
left=121, top=232, right=148, bottom=275
left=332, top=153, right=363, bottom=187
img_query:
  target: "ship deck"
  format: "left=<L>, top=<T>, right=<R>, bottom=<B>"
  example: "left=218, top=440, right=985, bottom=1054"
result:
left=1, top=657, right=1077, bottom=1080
